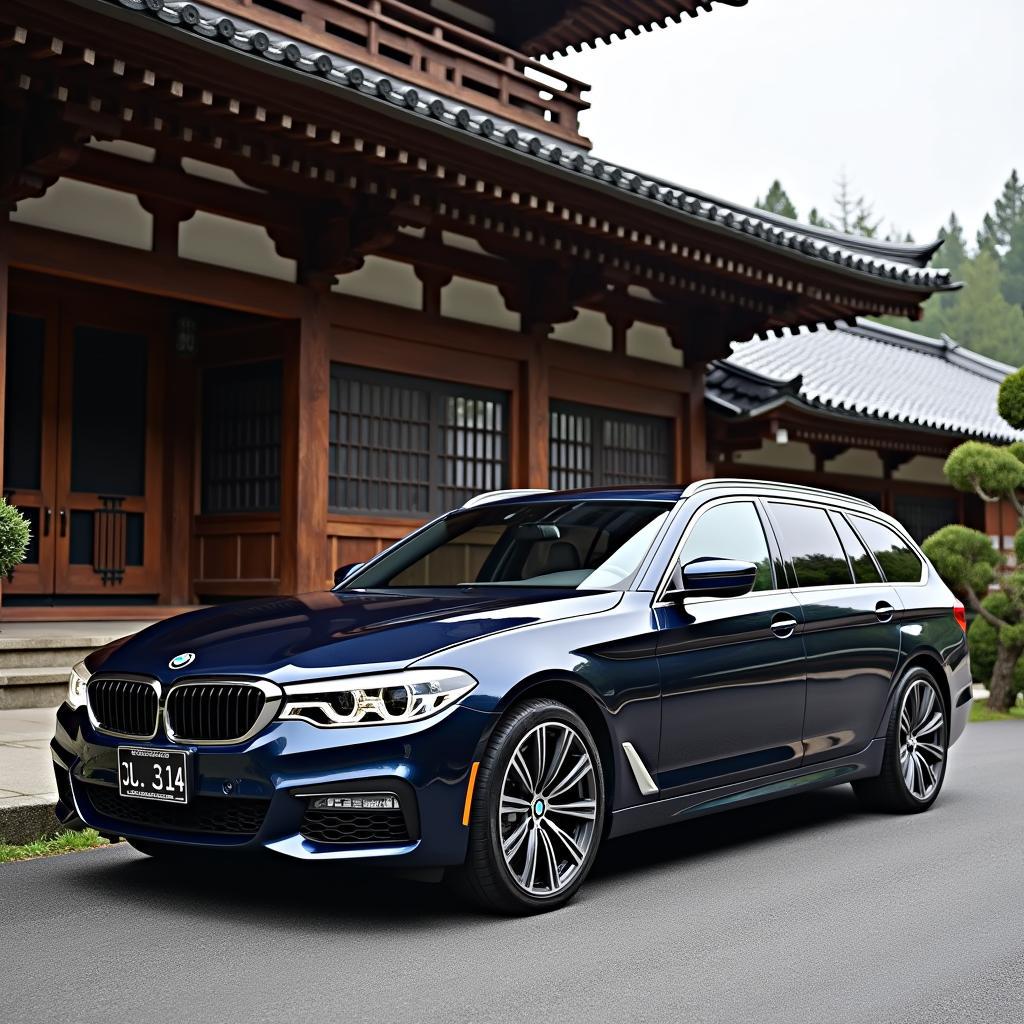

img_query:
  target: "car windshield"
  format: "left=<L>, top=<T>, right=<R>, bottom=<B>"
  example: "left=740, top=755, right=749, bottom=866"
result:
left=343, top=500, right=672, bottom=591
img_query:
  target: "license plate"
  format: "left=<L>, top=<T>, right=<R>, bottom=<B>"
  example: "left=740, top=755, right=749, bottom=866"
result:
left=118, top=746, right=190, bottom=804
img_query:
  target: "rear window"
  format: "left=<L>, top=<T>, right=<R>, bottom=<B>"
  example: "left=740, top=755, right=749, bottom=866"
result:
left=850, top=516, right=923, bottom=583
left=769, top=502, right=853, bottom=588
left=831, top=513, right=882, bottom=584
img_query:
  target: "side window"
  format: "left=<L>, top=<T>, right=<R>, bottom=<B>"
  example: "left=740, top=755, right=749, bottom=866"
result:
left=769, top=502, right=853, bottom=588
left=831, top=513, right=882, bottom=584
left=678, top=502, right=774, bottom=592
left=851, top=516, right=923, bottom=583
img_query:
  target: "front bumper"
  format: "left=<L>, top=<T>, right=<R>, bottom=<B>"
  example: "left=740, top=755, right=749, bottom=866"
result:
left=52, top=700, right=495, bottom=867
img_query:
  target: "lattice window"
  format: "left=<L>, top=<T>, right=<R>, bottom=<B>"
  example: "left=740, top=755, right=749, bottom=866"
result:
left=329, top=365, right=508, bottom=515
left=201, top=361, right=282, bottom=514
left=550, top=401, right=672, bottom=490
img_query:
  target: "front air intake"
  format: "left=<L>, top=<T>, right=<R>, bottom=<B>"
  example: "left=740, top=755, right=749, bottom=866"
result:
left=164, top=681, right=277, bottom=744
left=88, top=677, right=160, bottom=738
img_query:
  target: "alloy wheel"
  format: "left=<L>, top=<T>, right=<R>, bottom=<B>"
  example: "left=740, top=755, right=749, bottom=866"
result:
left=498, top=721, right=598, bottom=898
left=899, top=677, right=946, bottom=801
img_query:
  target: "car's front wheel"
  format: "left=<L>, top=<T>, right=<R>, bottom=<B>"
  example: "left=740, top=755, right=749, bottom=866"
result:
left=453, top=697, right=605, bottom=914
left=853, top=667, right=948, bottom=813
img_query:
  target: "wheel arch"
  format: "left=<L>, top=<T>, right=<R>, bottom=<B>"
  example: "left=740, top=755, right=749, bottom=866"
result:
left=491, top=672, right=617, bottom=827
left=878, top=649, right=951, bottom=738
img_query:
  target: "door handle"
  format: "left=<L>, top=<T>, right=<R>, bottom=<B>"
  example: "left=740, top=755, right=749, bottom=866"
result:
left=43, top=507, right=52, bottom=536
left=59, top=507, right=67, bottom=538
left=770, top=614, right=797, bottom=639
left=875, top=601, right=895, bottom=623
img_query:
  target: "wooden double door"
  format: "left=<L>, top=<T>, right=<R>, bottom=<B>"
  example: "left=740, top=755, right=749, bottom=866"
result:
left=3, top=289, right=164, bottom=603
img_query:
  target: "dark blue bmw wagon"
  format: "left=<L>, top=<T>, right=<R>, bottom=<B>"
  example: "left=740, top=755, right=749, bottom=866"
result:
left=52, top=479, right=971, bottom=913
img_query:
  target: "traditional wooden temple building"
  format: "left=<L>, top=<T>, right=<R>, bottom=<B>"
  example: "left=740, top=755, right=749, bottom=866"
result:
left=0, top=0, right=958, bottom=617
left=707, top=319, right=1024, bottom=548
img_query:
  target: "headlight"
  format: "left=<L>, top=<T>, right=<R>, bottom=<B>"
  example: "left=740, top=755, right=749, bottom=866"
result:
left=67, top=661, right=91, bottom=709
left=278, top=669, right=477, bottom=728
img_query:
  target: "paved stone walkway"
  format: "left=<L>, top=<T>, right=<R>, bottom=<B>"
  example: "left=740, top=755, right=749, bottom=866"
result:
left=0, top=707, right=59, bottom=843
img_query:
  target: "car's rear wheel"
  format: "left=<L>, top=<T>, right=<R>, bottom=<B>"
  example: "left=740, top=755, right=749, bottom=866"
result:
left=853, top=667, right=948, bottom=813
left=452, top=697, right=605, bottom=914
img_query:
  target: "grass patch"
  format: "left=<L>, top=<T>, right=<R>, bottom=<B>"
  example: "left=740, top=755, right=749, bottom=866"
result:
left=970, top=702, right=1024, bottom=722
left=0, top=828, right=107, bottom=864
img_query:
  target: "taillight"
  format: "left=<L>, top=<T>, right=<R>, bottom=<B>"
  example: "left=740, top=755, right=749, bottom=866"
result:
left=953, top=602, right=967, bottom=634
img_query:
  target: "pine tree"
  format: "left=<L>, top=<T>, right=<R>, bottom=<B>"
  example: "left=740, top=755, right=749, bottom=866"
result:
left=754, top=180, right=798, bottom=220
left=936, top=212, right=969, bottom=277
left=977, top=170, right=1024, bottom=254
left=942, top=250, right=1024, bottom=365
left=830, top=171, right=881, bottom=237
left=808, top=207, right=833, bottom=229
left=1001, top=219, right=1024, bottom=308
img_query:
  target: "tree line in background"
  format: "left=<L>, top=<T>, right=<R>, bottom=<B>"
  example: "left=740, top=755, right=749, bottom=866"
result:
left=756, top=173, right=1024, bottom=367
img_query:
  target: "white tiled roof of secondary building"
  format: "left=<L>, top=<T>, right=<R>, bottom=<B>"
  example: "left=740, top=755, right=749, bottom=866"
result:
left=718, top=319, right=1024, bottom=443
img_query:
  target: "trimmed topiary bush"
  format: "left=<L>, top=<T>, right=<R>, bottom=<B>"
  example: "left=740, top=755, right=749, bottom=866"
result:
left=944, top=441, right=1024, bottom=499
left=998, top=367, right=1024, bottom=430
left=967, top=592, right=1024, bottom=697
left=0, top=498, right=31, bottom=577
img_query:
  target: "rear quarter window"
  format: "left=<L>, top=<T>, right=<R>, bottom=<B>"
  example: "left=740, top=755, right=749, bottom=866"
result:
left=850, top=515, right=923, bottom=583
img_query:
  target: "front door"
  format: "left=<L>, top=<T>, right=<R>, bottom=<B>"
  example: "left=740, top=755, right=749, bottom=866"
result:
left=3, top=294, right=163, bottom=603
left=655, top=499, right=807, bottom=794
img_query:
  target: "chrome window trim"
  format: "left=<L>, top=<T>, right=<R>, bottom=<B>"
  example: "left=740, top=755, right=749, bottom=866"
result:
left=86, top=674, right=162, bottom=742
left=163, top=678, right=283, bottom=746
left=652, top=496, right=786, bottom=605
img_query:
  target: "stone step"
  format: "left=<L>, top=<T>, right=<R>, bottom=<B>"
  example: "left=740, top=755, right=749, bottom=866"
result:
left=0, top=667, right=70, bottom=711
left=0, top=635, right=118, bottom=670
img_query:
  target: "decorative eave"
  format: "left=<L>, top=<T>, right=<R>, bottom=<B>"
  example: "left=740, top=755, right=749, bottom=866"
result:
left=707, top=319, right=1024, bottom=446
left=63, top=0, right=956, bottom=307
left=509, top=0, right=751, bottom=58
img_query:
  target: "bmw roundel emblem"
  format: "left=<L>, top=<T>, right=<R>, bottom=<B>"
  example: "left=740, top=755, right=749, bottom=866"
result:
left=169, top=652, right=195, bottom=670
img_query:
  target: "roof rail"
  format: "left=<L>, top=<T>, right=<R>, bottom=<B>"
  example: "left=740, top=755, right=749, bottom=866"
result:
left=682, top=478, right=875, bottom=508
left=462, top=488, right=553, bottom=509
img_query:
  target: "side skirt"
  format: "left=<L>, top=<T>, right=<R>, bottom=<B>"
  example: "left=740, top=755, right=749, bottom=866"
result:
left=607, top=738, right=885, bottom=840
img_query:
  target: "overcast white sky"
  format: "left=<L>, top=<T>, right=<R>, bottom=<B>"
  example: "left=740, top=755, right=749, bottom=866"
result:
left=545, top=0, right=1023, bottom=248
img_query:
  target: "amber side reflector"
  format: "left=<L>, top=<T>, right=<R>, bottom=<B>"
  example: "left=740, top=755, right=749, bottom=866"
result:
left=953, top=602, right=967, bottom=634
left=461, top=761, right=480, bottom=827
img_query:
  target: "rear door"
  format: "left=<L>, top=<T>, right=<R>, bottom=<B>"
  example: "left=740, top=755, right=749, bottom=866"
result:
left=655, top=499, right=807, bottom=793
left=766, top=501, right=902, bottom=765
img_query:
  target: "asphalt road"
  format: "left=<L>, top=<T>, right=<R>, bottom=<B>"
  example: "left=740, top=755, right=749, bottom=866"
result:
left=3, top=723, right=1023, bottom=1024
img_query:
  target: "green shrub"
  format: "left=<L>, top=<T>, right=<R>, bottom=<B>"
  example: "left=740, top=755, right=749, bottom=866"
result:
left=968, top=595, right=1024, bottom=695
left=998, top=368, right=1024, bottom=430
left=944, top=441, right=1024, bottom=497
left=0, top=498, right=30, bottom=577
left=921, top=524, right=1000, bottom=594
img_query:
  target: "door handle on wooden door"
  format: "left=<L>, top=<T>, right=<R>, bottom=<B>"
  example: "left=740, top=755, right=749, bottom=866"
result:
left=43, top=507, right=52, bottom=536
left=59, top=507, right=67, bottom=537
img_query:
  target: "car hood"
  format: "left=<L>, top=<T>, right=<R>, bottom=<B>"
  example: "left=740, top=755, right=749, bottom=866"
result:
left=90, top=589, right=621, bottom=683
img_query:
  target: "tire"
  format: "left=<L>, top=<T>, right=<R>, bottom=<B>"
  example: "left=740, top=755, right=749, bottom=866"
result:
left=451, top=697, right=606, bottom=915
left=853, top=667, right=949, bottom=813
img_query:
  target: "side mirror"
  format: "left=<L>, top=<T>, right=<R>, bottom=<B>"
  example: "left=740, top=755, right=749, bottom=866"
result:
left=665, top=557, right=758, bottom=601
left=333, top=562, right=364, bottom=587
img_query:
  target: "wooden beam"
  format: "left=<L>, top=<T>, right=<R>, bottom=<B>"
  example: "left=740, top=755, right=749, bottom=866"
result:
left=10, top=222, right=304, bottom=317
left=281, top=285, right=330, bottom=593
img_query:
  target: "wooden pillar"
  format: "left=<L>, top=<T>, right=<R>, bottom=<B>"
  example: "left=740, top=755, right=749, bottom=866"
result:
left=517, top=330, right=549, bottom=488
left=162, top=319, right=196, bottom=604
left=0, top=216, right=9, bottom=609
left=679, top=367, right=708, bottom=484
left=280, top=284, right=330, bottom=594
